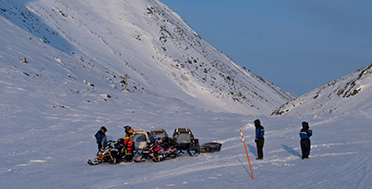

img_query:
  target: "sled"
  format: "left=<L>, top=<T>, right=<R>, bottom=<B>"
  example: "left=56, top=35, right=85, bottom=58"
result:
left=200, top=142, right=222, bottom=153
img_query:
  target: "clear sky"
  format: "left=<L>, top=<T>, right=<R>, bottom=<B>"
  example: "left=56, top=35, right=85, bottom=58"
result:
left=159, top=0, right=372, bottom=97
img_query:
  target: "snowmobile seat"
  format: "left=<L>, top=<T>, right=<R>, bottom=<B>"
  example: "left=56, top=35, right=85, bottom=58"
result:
left=159, top=137, right=176, bottom=150
left=114, top=138, right=125, bottom=152
left=163, top=137, right=176, bottom=146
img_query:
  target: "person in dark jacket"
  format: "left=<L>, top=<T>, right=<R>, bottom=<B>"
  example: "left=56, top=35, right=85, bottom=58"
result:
left=254, top=119, right=265, bottom=160
left=95, top=126, right=107, bottom=153
left=299, top=121, right=312, bottom=159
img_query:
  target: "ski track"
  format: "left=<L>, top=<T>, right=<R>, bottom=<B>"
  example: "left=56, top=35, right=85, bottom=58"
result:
left=108, top=136, right=369, bottom=187
left=313, top=155, right=370, bottom=188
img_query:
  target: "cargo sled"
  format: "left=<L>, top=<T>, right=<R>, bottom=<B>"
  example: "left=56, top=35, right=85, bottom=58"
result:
left=200, top=142, right=222, bottom=153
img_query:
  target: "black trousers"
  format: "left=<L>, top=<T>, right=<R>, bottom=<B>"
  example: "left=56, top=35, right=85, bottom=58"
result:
left=300, top=139, right=311, bottom=159
left=256, top=138, right=264, bottom=159
left=97, top=143, right=102, bottom=152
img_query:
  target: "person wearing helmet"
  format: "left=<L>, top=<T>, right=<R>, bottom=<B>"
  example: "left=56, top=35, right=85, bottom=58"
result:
left=95, top=126, right=107, bottom=153
left=123, top=126, right=134, bottom=162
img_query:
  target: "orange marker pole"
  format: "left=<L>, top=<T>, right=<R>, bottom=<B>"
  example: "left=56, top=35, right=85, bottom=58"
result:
left=240, top=130, right=254, bottom=180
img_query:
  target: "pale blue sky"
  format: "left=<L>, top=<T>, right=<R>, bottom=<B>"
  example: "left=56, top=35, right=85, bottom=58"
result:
left=159, top=0, right=372, bottom=96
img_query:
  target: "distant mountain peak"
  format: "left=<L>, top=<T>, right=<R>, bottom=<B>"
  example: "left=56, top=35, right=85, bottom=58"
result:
left=273, top=63, right=372, bottom=116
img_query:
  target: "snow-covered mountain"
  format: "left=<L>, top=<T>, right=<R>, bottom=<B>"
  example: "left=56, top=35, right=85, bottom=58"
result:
left=272, top=63, right=372, bottom=116
left=0, top=0, right=293, bottom=116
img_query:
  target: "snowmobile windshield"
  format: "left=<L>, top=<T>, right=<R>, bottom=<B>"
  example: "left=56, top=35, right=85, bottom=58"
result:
left=134, top=133, right=146, bottom=142
left=134, top=133, right=148, bottom=150
left=177, top=133, right=191, bottom=144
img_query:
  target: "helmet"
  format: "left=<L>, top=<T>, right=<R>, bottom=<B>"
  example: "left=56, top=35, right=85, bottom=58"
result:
left=101, top=126, right=107, bottom=132
left=124, top=125, right=131, bottom=133
left=126, top=129, right=134, bottom=135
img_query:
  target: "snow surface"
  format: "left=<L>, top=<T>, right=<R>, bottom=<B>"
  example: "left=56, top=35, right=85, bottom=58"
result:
left=1, top=107, right=371, bottom=188
left=1, top=0, right=372, bottom=188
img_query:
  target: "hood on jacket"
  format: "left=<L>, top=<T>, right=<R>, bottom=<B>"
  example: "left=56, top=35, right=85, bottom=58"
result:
left=254, top=119, right=261, bottom=127
left=302, top=121, right=309, bottom=129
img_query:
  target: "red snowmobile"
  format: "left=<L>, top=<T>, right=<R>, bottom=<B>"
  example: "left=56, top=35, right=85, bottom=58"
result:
left=133, top=137, right=178, bottom=162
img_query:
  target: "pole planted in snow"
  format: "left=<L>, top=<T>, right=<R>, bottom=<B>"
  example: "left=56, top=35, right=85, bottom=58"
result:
left=240, top=130, right=254, bottom=180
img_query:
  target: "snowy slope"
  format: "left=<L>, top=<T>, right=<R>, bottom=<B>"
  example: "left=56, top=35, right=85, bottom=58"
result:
left=273, top=64, right=372, bottom=116
left=0, top=0, right=293, bottom=115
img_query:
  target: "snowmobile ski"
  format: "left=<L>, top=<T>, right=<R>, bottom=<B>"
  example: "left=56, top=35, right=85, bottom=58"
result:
left=87, top=159, right=99, bottom=165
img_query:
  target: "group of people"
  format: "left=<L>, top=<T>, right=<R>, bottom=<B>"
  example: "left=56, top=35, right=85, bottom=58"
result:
left=254, top=119, right=313, bottom=160
left=94, top=125, right=135, bottom=162
left=93, top=119, right=313, bottom=162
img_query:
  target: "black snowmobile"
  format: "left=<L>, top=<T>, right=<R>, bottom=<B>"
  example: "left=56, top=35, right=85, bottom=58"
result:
left=173, top=128, right=200, bottom=156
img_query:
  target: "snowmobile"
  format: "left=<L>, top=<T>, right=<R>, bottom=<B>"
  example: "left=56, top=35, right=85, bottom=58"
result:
left=173, top=128, right=200, bottom=156
left=133, top=137, right=178, bottom=162
left=132, top=129, right=155, bottom=154
left=87, top=136, right=124, bottom=165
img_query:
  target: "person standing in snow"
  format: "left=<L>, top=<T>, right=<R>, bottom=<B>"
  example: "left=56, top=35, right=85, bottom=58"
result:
left=254, top=119, right=265, bottom=160
left=123, top=125, right=134, bottom=162
left=95, top=126, right=107, bottom=153
left=299, top=121, right=312, bottom=159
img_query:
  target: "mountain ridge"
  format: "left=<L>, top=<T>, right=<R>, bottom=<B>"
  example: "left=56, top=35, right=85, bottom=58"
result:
left=0, top=0, right=294, bottom=115
left=272, top=63, right=372, bottom=116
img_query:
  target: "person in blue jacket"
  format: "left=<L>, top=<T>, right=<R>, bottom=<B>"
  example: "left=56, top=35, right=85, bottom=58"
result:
left=95, top=126, right=107, bottom=153
left=299, top=121, right=312, bottom=159
left=254, top=119, right=265, bottom=160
